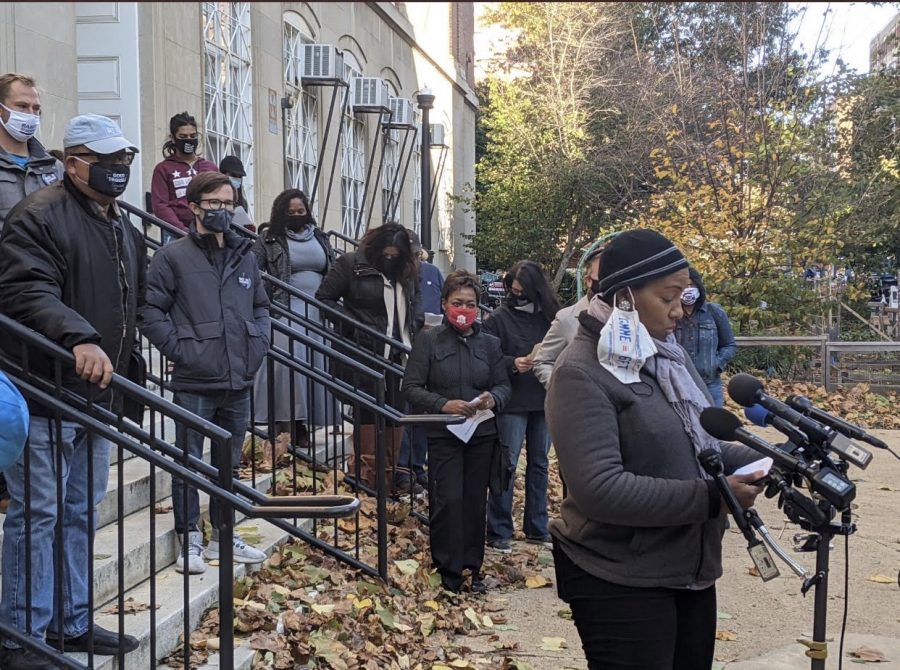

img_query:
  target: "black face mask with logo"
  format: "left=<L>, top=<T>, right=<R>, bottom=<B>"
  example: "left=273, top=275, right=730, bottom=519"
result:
left=201, top=208, right=233, bottom=233
left=88, top=163, right=130, bottom=197
left=175, top=138, right=197, bottom=155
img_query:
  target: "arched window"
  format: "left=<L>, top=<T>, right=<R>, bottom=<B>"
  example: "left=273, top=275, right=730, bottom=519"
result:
left=202, top=1, right=254, bottom=214
left=283, top=12, right=318, bottom=212
left=381, top=82, right=400, bottom=224
left=341, top=52, right=366, bottom=238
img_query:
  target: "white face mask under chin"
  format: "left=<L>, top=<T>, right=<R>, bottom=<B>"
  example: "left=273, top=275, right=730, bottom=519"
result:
left=596, top=291, right=657, bottom=384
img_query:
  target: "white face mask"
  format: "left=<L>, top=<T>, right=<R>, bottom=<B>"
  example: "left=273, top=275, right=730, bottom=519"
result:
left=681, top=287, right=700, bottom=306
left=0, top=102, right=40, bottom=142
left=596, top=290, right=658, bottom=384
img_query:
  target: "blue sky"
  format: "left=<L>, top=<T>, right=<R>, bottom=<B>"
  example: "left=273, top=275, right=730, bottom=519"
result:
left=790, top=2, right=899, bottom=73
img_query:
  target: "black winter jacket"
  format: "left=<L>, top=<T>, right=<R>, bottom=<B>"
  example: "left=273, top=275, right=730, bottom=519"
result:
left=401, top=322, right=511, bottom=439
left=251, top=223, right=334, bottom=304
left=0, top=177, right=146, bottom=415
left=483, top=304, right=552, bottom=413
left=139, top=229, right=270, bottom=392
left=315, top=249, right=423, bottom=353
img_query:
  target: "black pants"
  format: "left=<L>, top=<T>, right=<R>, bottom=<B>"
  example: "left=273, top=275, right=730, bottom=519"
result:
left=427, top=434, right=495, bottom=591
left=553, top=543, right=717, bottom=670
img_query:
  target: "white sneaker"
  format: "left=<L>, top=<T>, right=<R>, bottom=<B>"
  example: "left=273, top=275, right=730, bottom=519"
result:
left=204, top=535, right=267, bottom=564
left=175, top=530, right=206, bottom=574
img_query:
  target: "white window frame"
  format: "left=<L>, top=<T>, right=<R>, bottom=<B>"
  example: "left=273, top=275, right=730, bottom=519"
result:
left=283, top=13, right=318, bottom=214
left=202, top=1, right=254, bottom=215
left=412, top=115, right=422, bottom=236
left=341, top=54, right=366, bottom=238
left=381, top=84, right=400, bottom=224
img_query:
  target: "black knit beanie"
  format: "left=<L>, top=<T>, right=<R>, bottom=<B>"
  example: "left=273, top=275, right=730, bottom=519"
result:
left=597, top=229, right=688, bottom=303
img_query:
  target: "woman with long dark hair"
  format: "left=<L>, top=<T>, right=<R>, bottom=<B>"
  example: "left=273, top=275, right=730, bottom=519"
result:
left=316, top=223, right=423, bottom=492
left=150, top=112, right=218, bottom=236
left=251, top=189, right=335, bottom=447
left=484, top=260, right=560, bottom=553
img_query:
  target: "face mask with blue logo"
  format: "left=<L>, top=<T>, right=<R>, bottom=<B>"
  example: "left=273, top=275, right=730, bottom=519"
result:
left=200, top=208, right=233, bottom=233
left=595, top=288, right=657, bottom=384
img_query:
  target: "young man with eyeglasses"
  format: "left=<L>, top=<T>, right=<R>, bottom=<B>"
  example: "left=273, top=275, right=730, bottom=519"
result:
left=139, top=171, right=270, bottom=574
left=0, top=114, right=143, bottom=668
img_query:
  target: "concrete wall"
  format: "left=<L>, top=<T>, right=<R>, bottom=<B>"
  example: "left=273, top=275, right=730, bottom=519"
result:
left=0, top=2, right=78, bottom=152
left=0, top=1, right=478, bottom=271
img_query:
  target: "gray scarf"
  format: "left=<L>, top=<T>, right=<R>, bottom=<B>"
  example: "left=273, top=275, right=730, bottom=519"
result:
left=587, top=296, right=720, bottom=473
left=644, top=335, right=721, bottom=474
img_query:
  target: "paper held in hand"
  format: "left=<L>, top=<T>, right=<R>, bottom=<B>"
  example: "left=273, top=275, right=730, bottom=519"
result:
left=526, top=342, right=542, bottom=361
left=447, top=396, right=495, bottom=444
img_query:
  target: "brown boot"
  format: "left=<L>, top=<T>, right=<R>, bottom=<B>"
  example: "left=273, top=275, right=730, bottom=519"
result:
left=348, top=424, right=410, bottom=493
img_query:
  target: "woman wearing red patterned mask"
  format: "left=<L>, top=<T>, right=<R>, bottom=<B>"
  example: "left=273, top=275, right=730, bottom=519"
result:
left=401, top=270, right=511, bottom=593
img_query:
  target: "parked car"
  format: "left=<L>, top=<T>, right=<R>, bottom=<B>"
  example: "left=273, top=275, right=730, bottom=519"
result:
left=478, top=271, right=506, bottom=309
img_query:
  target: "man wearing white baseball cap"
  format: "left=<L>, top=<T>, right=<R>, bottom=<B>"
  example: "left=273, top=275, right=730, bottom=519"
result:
left=0, top=114, right=142, bottom=667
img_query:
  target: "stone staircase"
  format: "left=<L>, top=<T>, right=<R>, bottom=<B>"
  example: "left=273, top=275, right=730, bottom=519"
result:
left=0, top=418, right=353, bottom=670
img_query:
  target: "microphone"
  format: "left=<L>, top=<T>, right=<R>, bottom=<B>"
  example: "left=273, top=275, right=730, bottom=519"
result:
left=744, top=404, right=809, bottom=455
left=700, top=407, right=856, bottom=510
left=786, top=395, right=889, bottom=451
left=728, top=374, right=872, bottom=470
left=698, top=448, right=779, bottom=582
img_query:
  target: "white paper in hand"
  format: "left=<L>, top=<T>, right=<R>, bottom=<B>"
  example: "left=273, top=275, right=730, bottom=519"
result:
left=733, top=457, right=773, bottom=478
left=447, top=397, right=494, bottom=444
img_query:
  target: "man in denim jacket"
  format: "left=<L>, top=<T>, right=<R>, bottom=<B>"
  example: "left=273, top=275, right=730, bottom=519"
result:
left=674, top=268, right=736, bottom=406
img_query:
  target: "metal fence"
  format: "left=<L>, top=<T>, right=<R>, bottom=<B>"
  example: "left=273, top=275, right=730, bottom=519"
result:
left=734, top=336, right=900, bottom=392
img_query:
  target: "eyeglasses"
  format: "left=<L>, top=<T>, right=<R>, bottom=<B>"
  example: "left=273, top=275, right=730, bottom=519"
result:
left=70, top=152, right=135, bottom=166
left=199, top=198, right=235, bottom=211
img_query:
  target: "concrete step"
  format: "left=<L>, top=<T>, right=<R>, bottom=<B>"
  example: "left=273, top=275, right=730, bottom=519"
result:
left=70, top=515, right=298, bottom=670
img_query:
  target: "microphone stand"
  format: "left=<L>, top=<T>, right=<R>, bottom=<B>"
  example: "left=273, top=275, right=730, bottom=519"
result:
left=775, top=457, right=856, bottom=670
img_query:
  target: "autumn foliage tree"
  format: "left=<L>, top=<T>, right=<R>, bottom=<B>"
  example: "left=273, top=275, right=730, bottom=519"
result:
left=472, top=2, right=899, bottom=334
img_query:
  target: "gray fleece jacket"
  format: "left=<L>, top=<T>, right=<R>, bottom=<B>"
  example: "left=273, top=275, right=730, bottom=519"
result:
left=546, top=313, right=759, bottom=589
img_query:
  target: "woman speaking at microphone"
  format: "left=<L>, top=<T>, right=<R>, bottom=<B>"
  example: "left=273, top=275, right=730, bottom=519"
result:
left=545, top=230, right=765, bottom=670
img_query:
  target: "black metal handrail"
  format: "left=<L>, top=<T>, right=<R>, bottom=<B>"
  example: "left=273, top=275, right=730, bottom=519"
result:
left=0, top=312, right=360, bottom=670
left=120, top=200, right=413, bottom=359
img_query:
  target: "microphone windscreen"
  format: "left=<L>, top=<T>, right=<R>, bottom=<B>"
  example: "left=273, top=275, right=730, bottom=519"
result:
left=700, top=407, right=742, bottom=441
left=728, top=373, right=764, bottom=407
left=744, top=404, right=771, bottom=427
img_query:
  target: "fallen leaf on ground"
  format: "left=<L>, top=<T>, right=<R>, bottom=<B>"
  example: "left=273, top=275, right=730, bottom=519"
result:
left=103, top=597, right=159, bottom=615
left=716, top=630, right=738, bottom=641
left=558, top=608, right=573, bottom=620
left=525, top=575, right=549, bottom=588
left=717, top=611, right=734, bottom=620
left=866, top=574, right=894, bottom=584
left=848, top=646, right=889, bottom=662
left=155, top=503, right=173, bottom=513
left=540, top=636, right=568, bottom=651
left=748, top=565, right=761, bottom=577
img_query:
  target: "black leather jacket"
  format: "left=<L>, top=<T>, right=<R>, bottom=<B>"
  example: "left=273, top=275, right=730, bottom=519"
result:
left=315, top=249, right=423, bottom=353
left=0, top=177, right=146, bottom=415
left=401, top=322, right=511, bottom=439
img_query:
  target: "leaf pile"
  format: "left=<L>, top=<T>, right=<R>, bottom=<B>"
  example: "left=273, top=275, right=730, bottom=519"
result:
left=165, top=489, right=558, bottom=669
left=725, top=379, right=900, bottom=430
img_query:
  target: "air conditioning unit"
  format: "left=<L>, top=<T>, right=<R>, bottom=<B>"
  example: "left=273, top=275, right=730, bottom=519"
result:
left=302, top=44, right=343, bottom=83
left=429, top=123, right=447, bottom=147
left=352, top=77, right=391, bottom=113
left=383, top=97, right=415, bottom=128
